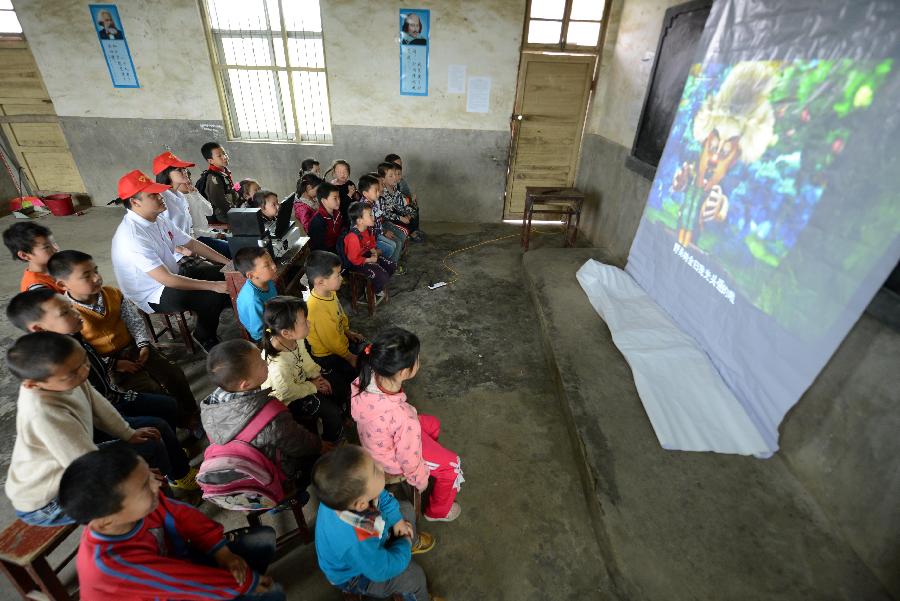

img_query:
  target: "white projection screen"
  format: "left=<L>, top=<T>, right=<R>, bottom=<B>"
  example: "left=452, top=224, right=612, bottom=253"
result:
left=622, top=0, right=900, bottom=455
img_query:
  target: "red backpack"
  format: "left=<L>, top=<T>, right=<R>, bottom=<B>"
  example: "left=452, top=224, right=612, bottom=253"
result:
left=197, top=399, right=288, bottom=511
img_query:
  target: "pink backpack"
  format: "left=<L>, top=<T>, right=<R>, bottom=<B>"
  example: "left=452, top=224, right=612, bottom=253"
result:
left=197, top=399, right=288, bottom=511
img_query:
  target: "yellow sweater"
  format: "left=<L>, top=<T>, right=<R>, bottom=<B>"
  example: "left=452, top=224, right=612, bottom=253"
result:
left=306, top=291, right=351, bottom=359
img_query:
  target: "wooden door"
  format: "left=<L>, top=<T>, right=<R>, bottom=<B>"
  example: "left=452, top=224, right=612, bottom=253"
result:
left=0, top=39, right=86, bottom=198
left=504, top=52, right=595, bottom=218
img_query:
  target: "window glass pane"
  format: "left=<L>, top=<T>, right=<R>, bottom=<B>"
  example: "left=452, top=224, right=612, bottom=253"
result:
left=292, top=71, right=332, bottom=142
left=566, top=21, right=601, bottom=46
left=288, top=37, right=324, bottom=68
left=273, top=38, right=287, bottom=67
left=570, top=0, right=604, bottom=21
left=282, top=0, right=322, bottom=32
left=527, top=19, right=561, bottom=44
left=265, top=0, right=281, bottom=30
left=208, top=0, right=267, bottom=30
left=220, top=36, right=273, bottom=66
left=227, top=69, right=284, bottom=139
left=0, top=10, right=22, bottom=33
left=0, top=1, right=15, bottom=10
left=529, top=0, right=565, bottom=20
left=278, top=71, right=296, bottom=138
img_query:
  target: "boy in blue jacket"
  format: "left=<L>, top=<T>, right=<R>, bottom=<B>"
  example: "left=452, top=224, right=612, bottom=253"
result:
left=312, top=445, right=440, bottom=601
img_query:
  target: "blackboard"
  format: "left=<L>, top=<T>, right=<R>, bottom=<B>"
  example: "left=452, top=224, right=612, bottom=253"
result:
left=626, top=0, right=713, bottom=179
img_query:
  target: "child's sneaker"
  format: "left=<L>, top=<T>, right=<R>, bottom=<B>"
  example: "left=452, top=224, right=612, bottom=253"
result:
left=375, top=291, right=387, bottom=304
left=395, top=264, right=405, bottom=275
left=411, top=531, right=435, bottom=555
left=169, top=466, right=200, bottom=491
left=424, top=502, right=461, bottom=522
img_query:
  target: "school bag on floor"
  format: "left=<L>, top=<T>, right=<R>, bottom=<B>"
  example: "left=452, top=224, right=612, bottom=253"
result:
left=197, top=399, right=288, bottom=511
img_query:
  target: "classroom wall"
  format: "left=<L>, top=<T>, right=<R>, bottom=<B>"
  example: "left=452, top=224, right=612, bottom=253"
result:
left=11, top=0, right=525, bottom=221
left=576, top=0, right=900, bottom=594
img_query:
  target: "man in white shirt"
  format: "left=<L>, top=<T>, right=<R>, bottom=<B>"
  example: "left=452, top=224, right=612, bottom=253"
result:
left=111, top=170, right=230, bottom=350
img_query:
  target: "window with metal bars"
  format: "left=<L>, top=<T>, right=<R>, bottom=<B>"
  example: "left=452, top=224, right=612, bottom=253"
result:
left=0, top=0, right=23, bottom=37
left=525, top=0, right=605, bottom=51
left=200, top=0, right=332, bottom=143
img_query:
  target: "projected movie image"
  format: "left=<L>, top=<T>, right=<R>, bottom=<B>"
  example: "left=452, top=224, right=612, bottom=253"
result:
left=643, top=59, right=897, bottom=336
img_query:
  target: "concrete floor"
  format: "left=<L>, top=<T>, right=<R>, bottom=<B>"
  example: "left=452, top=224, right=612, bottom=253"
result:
left=0, top=210, right=610, bottom=600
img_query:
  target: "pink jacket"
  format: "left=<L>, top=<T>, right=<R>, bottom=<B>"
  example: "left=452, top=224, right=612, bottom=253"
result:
left=293, top=197, right=318, bottom=233
left=350, top=378, right=429, bottom=490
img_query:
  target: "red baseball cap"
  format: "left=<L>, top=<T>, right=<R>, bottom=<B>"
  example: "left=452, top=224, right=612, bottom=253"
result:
left=152, top=151, right=196, bottom=175
left=118, top=169, right=170, bottom=199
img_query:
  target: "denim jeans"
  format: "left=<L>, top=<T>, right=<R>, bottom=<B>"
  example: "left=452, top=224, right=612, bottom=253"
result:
left=377, top=234, right=398, bottom=262
left=15, top=497, right=76, bottom=527
left=95, top=416, right=190, bottom=481
left=337, top=501, right=427, bottom=601
left=198, top=236, right=232, bottom=259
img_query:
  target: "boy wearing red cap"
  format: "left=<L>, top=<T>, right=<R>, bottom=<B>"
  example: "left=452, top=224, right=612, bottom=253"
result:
left=111, top=169, right=231, bottom=350
left=153, top=151, right=232, bottom=259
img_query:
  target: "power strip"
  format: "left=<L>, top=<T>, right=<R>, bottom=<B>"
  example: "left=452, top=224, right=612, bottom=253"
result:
left=428, top=281, right=448, bottom=290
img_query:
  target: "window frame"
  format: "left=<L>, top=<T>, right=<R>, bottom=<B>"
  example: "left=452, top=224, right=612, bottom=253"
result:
left=0, top=3, right=24, bottom=39
left=523, top=0, right=605, bottom=52
left=198, top=0, right=333, bottom=144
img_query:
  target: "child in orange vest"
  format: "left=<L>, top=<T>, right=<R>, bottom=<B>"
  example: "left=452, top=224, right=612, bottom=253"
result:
left=3, top=222, right=62, bottom=293
left=47, top=250, right=199, bottom=430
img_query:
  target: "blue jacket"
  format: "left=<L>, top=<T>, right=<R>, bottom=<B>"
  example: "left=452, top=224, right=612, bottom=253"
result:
left=236, top=280, right=277, bottom=341
left=315, top=490, right=411, bottom=586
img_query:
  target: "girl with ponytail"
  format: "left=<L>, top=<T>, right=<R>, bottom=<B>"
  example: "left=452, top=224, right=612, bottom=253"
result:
left=351, top=327, right=464, bottom=522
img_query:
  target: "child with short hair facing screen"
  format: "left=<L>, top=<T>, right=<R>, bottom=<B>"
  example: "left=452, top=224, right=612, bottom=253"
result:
left=253, top=190, right=281, bottom=224
left=202, top=339, right=323, bottom=492
left=308, top=181, right=344, bottom=253
left=234, top=247, right=278, bottom=343
left=238, top=178, right=261, bottom=208
left=345, top=201, right=397, bottom=296
left=3, top=222, right=62, bottom=292
left=48, top=250, right=199, bottom=425
left=324, top=159, right=361, bottom=225
left=6, top=290, right=200, bottom=492
left=304, top=250, right=366, bottom=399
left=353, top=327, right=464, bottom=522
left=377, top=162, right=419, bottom=244
left=300, top=157, right=321, bottom=176
left=261, top=296, right=345, bottom=444
left=358, top=174, right=401, bottom=265
left=293, top=173, right=322, bottom=233
left=4, top=332, right=160, bottom=527
left=313, top=445, right=439, bottom=601
left=197, top=141, right=239, bottom=223
left=59, top=445, right=285, bottom=600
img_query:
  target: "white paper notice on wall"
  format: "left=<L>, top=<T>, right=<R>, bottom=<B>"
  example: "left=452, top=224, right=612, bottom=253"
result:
left=448, top=65, right=466, bottom=94
left=466, top=76, right=491, bottom=113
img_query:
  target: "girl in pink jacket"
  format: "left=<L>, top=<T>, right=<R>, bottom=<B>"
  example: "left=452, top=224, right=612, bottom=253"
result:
left=350, top=327, right=464, bottom=522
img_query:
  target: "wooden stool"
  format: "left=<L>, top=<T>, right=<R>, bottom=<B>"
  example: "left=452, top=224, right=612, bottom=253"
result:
left=347, top=271, right=388, bottom=317
left=0, top=521, right=78, bottom=601
left=245, top=491, right=311, bottom=549
left=521, top=186, right=586, bottom=251
left=138, top=309, right=198, bottom=354
left=384, top=474, right=422, bottom=520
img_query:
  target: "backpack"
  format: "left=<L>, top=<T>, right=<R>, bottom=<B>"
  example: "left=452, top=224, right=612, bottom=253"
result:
left=336, top=229, right=364, bottom=271
left=197, top=399, right=288, bottom=511
left=195, top=170, right=210, bottom=200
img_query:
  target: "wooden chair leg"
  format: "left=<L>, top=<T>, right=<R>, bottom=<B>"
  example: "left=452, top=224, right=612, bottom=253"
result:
left=141, top=311, right=160, bottom=343
left=289, top=497, right=312, bottom=543
left=163, top=313, right=176, bottom=342
left=349, top=275, right=360, bottom=314
left=524, top=207, right=534, bottom=251
left=0, top=559, right=38, bottom=598
left=366, top=281, right=375, bottom=316
left=246, top=512, right=263, bottom=528
left=26, top=556, right=70, bottom=601
left=175, top=312, right=196, bottom=354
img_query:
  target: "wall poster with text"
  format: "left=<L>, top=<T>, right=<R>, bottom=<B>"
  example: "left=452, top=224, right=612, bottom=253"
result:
left=399, top=9, right=429, bottom=96
left=89, top=4, right=140, bottom=88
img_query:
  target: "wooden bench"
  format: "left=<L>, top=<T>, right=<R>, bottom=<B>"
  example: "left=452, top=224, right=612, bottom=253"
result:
left=138, top=308, right=198, bottom=354
left=346, top=271, right=389, bottom=317
left=244, top=490, right=311, bottom=550
left=0, top=521, right=78, bottom=601
left=521, top=186, right=586, bottom=251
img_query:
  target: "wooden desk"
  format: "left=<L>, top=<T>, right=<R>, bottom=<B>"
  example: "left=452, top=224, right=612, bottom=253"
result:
left=221, top=237, right=311, bottom=340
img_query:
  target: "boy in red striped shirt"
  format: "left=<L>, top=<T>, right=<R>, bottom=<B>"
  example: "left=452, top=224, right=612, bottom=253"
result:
left=59, top=445, right=285, bottom=600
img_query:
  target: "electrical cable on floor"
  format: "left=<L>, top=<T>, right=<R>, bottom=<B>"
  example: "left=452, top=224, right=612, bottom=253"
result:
left=438, top=224, right=565, bottom=286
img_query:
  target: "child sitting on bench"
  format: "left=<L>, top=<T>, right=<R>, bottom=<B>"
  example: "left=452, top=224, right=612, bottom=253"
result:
left=3, top=222, right=62, bottom=292
left=234, top=247, right=278, bottom=343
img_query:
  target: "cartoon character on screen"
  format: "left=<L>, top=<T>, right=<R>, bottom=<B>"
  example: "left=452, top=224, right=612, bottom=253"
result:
left=672, top=62, right=778, bottom=247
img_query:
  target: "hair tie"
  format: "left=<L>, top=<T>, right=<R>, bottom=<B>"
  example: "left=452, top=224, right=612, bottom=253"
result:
left=265, top=328, right=272, bottom=333
left=364, top=344, right=372, bottom=355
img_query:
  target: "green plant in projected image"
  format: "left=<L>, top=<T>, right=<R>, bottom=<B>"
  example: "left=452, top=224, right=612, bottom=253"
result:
left=643, top=58, right=898, bottom=336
